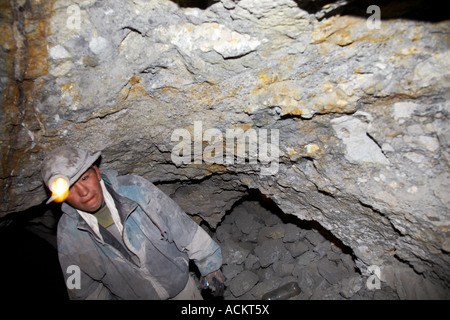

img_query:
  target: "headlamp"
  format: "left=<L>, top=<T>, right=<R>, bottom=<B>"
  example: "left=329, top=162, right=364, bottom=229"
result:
left=46, top=174, right=70, bottom=204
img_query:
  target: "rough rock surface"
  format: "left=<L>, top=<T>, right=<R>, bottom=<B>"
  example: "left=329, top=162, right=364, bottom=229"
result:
left=1, top=0, right=449, bottom=297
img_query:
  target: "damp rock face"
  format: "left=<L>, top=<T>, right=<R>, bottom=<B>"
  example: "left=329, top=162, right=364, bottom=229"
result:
left=1, top=0, right=449, bottom=298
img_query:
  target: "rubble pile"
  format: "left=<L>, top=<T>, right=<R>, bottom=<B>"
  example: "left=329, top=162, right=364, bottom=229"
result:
left=214, top=200, right=399, bottom=300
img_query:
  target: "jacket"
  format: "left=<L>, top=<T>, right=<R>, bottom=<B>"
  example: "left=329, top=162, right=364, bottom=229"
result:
left=57, top=170, right=222, bottom=299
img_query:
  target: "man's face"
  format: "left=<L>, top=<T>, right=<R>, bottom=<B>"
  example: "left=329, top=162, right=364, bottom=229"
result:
left=65, top=166, right=104, bottom=213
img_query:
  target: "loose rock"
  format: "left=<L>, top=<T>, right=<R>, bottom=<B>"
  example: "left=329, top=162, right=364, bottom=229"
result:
left=214, top=200, right=400, bottom=300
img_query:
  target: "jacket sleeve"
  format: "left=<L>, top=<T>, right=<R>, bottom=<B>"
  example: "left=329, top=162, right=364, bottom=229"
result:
left=125, top=175, right=223, bottom=276
left=57, top=220, right=115, bottom=300
left=184, top=223, right=223, bottom=276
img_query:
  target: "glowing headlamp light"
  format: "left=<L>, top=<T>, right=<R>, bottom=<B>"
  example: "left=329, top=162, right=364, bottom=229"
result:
left=46, top=174, right=70, bottom=204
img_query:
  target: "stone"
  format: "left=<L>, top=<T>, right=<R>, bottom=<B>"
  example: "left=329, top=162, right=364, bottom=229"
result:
left=222, top=264, right=243, bottom=285
left=305, top=230, right=326, bottom=246
left=234, top=205, right=261, bottom=234
left=286, top=241, right=309, bottom=258
left=293, top=263, right=323, bottom=293
left=258, top=225, right=285, bottom=243
left=221, top=239, right=250, bottom=265
left=215, top=223, right=233, bottom=243
left=317, top=258, right=349, bottom=285
left=240, top=229, right=259, bottom=243
left=261, top=212, right=284, bottom=227
left=326, top=250, right=342, bottom=262
left=49, top=45, right=71, bottom=60
left=331, top=115, right=389, bottom=165
left=340, top=253, right=357, bottom=273
left=244, top=253, right=259, bottom=270
left=256, top=266, right=275, bottom=281
left=152, top=22, right=261, bottom=59
left=393, top=102, right=420, bottom=121
left=254, top=238, right=289, bottom=268
left=339, top=276, right=364, bottom=299
left=229, top=270, right=259, bottom=298
left=272, top=261, right=295, bottom=277
left=296, top=251, right=317, bottom=266
left=313, top=241, right=332, bottom=259
left=282, top=223, right=301, bottom=243
left=249, top=277, right=281, bottom=299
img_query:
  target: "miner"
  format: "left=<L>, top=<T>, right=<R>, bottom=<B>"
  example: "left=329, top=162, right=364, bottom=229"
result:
left=41, top=145, right=225, bottom=299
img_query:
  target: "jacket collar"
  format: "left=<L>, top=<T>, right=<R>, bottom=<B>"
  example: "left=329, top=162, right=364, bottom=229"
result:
left=103, top=182, right=138, bottom=226
left=62, top=175, right=138, bottom=241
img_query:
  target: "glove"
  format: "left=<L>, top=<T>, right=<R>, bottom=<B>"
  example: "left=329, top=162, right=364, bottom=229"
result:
left=200, top=270, right=225, bottom=297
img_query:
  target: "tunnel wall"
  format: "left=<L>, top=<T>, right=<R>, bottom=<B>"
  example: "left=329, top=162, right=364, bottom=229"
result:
left=0, top=0, right=449, bottom=297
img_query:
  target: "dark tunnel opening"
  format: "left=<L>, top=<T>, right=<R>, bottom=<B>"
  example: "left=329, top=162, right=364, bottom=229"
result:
left=0, top=217, right=68, bottom=300
left=170, top=0, right=450, bottom=22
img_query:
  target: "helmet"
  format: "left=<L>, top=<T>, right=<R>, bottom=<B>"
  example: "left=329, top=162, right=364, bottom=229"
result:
left=41, top=146, right=101, bottom=203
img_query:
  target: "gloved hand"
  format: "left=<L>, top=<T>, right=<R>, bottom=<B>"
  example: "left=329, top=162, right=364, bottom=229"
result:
left=200, top=269, right=225, bottom=297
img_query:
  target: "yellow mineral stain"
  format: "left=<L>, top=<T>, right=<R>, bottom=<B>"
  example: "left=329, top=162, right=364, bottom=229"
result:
left=306, top=143, right=320, bottom=155
left=232, top=123, right=253, bottom=131
left=118, top=75, right=152, bottom=100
